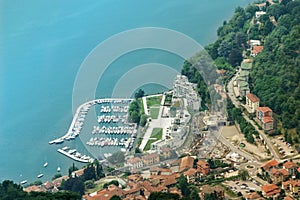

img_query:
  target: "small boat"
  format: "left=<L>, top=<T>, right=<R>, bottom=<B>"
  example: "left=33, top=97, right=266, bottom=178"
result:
left=20, top=180, right=27, bottom=185
left=37, top=174, right=44, bottom=178
left=43, top=162, right=48, bottom=167
left=57, top=167, right=61, bottom=172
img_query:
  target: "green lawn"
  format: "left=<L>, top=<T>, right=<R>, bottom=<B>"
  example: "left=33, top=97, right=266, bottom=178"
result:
left=150, top=107, right=160, bottom=119
left=137, top=98, right=145, bottom=114
left=146, top=96, right=162, bottom=107
left=144, top=128, right=163, bottom=151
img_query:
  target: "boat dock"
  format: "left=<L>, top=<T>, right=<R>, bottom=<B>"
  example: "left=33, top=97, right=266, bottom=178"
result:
left=49, top=98, right=133, bottom=144
left=57, top=148, right=94, bottom=163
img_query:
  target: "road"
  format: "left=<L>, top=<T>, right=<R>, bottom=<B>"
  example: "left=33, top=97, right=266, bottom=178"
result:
left=227, top=71, right=240, bottom=107
left=242, top=113, right=280, bottom=160
left=226, top=71, right=281, bottom=161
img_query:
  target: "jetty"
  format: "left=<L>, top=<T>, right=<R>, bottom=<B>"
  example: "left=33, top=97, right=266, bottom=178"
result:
left=57, top=148, right=94, bottom=163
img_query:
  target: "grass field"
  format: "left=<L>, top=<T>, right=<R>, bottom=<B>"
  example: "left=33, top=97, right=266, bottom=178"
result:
left=144, top=128, right=163, bottom=151
left=150, top=107, right=160, bottom=119
left=146, top=95, right=162, bottom=107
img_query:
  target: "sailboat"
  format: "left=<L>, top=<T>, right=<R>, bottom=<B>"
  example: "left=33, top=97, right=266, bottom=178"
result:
left=43, top=162, right=48, bottom=167
left=57, top=166, right=61, bottom=172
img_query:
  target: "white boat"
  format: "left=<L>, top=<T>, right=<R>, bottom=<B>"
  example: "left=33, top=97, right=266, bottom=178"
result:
left=57, top=167, right=61, bottom=172
left=37, top=174, right=44, bottom=178
left=20, top=180, right=27, bottom=185
left=43, top=162, right=48, bottom=167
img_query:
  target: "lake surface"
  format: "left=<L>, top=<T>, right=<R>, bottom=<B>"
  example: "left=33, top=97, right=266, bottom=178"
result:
left=0, top=0, right=253, bottom=183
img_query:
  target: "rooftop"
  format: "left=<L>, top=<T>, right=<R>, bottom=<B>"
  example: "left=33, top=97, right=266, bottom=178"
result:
left=246, top=93, right=259, bottom=103
left=283, top=161, right=298, bottom=169
left=179, top=156, right=194, bottom=172
left=253, top=45, right=264, bottom=54
left=257, top=107, right=272, bottom=113
left=262, top=116, right=274, bottom=123
left=261, top=159, right=279, bottom=171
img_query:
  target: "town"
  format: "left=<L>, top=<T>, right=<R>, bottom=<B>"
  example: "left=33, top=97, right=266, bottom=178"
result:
left=1, top=0, right=300, bottom=200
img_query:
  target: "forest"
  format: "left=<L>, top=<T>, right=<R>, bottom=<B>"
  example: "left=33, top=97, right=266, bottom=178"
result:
left=183, top=0, right=300, bottom=142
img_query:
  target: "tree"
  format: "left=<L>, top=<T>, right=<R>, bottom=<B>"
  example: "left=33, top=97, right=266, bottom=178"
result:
left=140, top=114, right=148, bottom=127
left=178, top=175, right=190, bottom=197
left=190, top=188, right=200, bottom=200
left=134, top=89, right=145, bottom=99
left=83, top=165, right=96, bottom=181
left=52, top=173, right=62, bottom=180
left=110, top=195, right=122, bottom=200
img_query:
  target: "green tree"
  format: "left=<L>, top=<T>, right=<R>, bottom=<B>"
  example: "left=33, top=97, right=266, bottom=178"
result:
left=178, top=175, right=190, bottom=197
left=134, top=89, right=145, bottom=99
left=110, top=195, right=122, bottom=200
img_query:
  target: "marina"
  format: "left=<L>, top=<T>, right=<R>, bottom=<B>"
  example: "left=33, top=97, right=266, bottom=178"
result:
left=49, top=98, right=136, bottom=163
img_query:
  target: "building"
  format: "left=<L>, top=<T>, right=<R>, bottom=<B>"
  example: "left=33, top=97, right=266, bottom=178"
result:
left=173, top=75, right=201, bottom=111
left=179, top=156, right=194, bottom=172
left=260, top=159, right=279, bottom=172
left=251, top=45, right=264, bottom=57
left=200, top=185, right=225, bottom=200
left=261, top=184, right=280, bottom=199
left=282, top=180, right=300, bottom=196
left=245, top=192, right=260, bottom=200
left=255, top=11, right=266, bottom=19
left=283, top=161, right=298, bottom=175
left=256, top=107, right=274, bottom=131
left=183, top=168, right=198, bottom=183
left=127, top=157, right=144, bottom=171
left=83, top=184, right=126, bottom=200
left=246, top=93, right=260, bottom=113
left=270, top=168, right=289, bottom=184
left=241, top=62, right=253, bottom=71
left=197, top=159, right=210, bottom=175
left=249, top=39, right=261, bottom=47
left=142, top=153, right=160, bottom=166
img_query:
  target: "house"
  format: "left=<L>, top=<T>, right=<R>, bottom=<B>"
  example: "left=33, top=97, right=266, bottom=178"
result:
left=270, top=168, right=289, bottom=184
left=83, top=184, right=126, bottom=200
left=288, top=180, right=300, bottom=195
left=283, top=161, right=298, bottom=175
left=245, top=192, right=260, bottom=200
left=255, top=11, right=266, bottom=19
left=241, top=62, right=253, bottom=71
left=256, top=107, right=274, bottom=131
left=251, top=45, right=264, bottom=57
left=261, top=159, right=279, bottom=172
left=183, top=168, right=198, bottom=183
left=246, top=93, right=260, bottom=113
left=249, top=40, right=261, bottom=47
left=142, top=153, right=160, bottom=166
left=127, top=157, right=144, bottom=170
left=160, top=147, right=172, bottom=159
left=200, top=185, right=225, bottom=200
left=197, top=159, right=210, bottom=175
left=261, top=184, right=280, bottom=199
left=179, top=156, right=194, bottom=172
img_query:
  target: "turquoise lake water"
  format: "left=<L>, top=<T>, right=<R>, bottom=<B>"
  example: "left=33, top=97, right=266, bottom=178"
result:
left=0, top=0, right=253, bottom=183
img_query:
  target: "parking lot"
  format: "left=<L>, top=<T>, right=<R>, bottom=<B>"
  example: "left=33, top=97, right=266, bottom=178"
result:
left=224, top=180, right=261, bottom=196
left=272, top=136, right=295, bottom=158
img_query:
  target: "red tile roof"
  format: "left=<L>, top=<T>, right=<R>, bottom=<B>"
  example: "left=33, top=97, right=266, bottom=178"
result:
left=262, top=184, right=280, bottom=197
left=262, top=116, right=274, bottom=123
left=257, top=107, right=272, bottom=113
left=283, top=161, right=298, bottom=169
left=261, top=159, right=279, bottom=171
left=271, top=168, right=289, bottom=177
left=184, top=168, right=197, bottom=176
left=179, top=156, right=194, bottom=171
left=253, top=45, right=264, bottom=54
left=246, top=93, right=259, bottom=103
